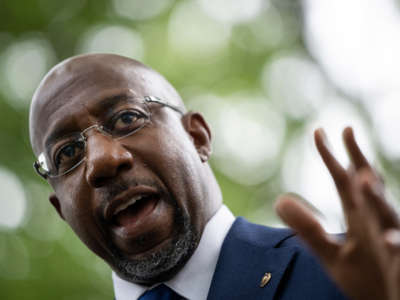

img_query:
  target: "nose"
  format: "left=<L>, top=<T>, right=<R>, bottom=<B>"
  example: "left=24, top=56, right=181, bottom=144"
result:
left=85, top=133, right=133, bottom=188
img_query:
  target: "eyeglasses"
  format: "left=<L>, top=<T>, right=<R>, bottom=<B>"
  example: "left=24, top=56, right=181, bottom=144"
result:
left=34, top=96, right=183, bottom=179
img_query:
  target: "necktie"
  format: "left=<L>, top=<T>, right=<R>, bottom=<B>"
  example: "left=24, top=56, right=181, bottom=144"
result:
left=138, top=284, right=184, bottom=300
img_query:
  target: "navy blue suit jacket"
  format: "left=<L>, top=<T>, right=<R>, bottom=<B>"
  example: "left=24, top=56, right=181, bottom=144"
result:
left=207, top=217, right=349, bottom=300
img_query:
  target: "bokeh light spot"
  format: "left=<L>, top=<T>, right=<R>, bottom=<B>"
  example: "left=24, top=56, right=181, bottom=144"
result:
left=112, top=0, right=173, bottom=20
left=368, top=93, right=400, bottom=160
left=168, top=1, right=231, bottom=61
left=0, top=167, right=27, bottom=229
left=198, top=0, right=265, bottom=24
left=77, top=25, right=144, bottom=60
left=0, top=37, right=56, bottom=108
left=262, top=51, right=327, bottom=119
left=304, top=0, right=400, bottom=99
left=189, top=93, right=286, bottom=185
left=232, top=5, right=285, bottom=53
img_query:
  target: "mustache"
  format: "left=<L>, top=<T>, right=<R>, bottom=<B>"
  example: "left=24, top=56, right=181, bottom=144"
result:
left=97, top=178, right=167, bottom=213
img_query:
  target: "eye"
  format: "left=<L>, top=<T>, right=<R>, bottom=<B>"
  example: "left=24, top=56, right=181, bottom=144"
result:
left=111, top=110, right=148, bottom=135
left=54, top=141, right=85, bottom=170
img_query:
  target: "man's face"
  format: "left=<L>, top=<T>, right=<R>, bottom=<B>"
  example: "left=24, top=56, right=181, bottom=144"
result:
left=30, top=55, right=218, bottom=284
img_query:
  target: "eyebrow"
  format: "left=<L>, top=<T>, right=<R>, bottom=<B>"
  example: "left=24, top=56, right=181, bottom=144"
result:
left=43, top=93, right=140, bottom=153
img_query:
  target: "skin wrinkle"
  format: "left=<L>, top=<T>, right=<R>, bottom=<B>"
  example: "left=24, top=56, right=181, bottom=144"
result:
left=30, top=53, right=222, bottom=285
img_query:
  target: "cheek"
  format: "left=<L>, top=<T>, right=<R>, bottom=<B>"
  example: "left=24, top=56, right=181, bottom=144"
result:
left=147, top=127, right=199, bottom=186
left=53, top=178, right=98, bottom=241
left=55, top=183, right=112, bottom=261
left=143, top=127, right=206, bottom=227
left=54, top=175, right=91, bottom=216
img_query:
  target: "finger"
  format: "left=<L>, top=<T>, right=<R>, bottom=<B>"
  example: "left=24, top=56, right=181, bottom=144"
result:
left=343, top=127, right=385, bottom=186
left=314, top=128, right=356, bottom=211
left=342, top=127, right=371, bottom=171
left=275, top=194, right=339, bottom=261
left=283, top=192, right=324, bottom=217
left=360, top=171, right=400, bottom=228
left=384, top=230, right=400, bottom=255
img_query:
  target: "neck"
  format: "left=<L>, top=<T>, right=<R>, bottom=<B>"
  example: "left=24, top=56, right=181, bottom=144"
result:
left=202, top=164, right=223, bottom=223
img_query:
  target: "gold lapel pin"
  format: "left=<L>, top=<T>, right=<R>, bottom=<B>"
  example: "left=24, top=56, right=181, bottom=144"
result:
left=260, top=272, right=272, bottom=288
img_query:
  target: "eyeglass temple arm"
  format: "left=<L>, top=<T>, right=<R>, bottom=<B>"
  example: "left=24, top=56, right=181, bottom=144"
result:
left=144, top=96, right=184, bottom=115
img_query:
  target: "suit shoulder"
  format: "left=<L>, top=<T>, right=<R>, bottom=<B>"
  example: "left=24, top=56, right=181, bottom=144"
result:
left=232, top=217, right=344, bottom=251
left=209, top=217, right=348, bottom=299
left=229, top=217, right=296, bottom=249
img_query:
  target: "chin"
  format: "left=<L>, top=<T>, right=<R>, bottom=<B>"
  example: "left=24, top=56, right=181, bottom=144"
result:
left=110, top=204, right=199, bottom=285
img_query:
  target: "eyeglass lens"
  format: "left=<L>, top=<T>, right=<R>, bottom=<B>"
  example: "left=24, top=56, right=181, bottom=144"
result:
left=47, top=100, right=151, bottom=177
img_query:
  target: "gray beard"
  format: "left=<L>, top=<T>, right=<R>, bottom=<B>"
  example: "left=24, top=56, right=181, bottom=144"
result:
left=110, top=204, right=199, bottom=284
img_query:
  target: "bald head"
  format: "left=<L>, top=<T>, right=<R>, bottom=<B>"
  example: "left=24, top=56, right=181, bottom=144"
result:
left=30, top=53, right=185, bottom=155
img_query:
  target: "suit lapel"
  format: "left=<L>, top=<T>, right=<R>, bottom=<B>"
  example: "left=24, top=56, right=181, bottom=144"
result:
left=207, top=218, right=298, bottom=300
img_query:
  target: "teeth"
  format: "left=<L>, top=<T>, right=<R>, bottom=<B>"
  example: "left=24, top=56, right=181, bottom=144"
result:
left=113, top=195, right=144, bottom=216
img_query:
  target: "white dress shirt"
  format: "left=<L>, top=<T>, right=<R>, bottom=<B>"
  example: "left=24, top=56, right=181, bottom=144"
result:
left=113, top=205, right=235, bottom=300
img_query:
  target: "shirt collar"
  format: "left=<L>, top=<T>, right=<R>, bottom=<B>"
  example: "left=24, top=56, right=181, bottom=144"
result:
left=113, top=204, right=235, bottom=300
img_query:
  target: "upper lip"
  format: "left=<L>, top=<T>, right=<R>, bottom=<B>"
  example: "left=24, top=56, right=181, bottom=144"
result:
left=104, top=185, right=159, bottom=223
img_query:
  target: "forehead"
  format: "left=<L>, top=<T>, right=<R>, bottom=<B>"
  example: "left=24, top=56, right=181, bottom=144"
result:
left=40, top=63, right=148, bottom=114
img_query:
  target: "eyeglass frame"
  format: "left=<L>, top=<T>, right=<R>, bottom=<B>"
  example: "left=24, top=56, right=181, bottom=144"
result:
left=33, top=95, right=184, bottom=180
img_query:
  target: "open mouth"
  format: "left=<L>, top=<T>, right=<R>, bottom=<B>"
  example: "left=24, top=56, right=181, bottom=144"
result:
left=112, top=194, right=160, bottom=227
left=104, top=185, right=176, bottom=254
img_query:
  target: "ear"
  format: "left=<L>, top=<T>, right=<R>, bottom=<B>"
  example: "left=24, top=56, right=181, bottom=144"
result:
left=182, top=112, right=212, bottom=162
left=49, top=194, right=65, bottom=220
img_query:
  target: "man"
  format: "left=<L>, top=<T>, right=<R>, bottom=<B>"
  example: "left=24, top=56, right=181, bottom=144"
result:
left=30, top=53, right=348, bottom=299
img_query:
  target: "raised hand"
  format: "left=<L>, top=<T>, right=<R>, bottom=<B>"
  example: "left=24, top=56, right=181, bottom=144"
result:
left=276, top=127, right=400, bottom=300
